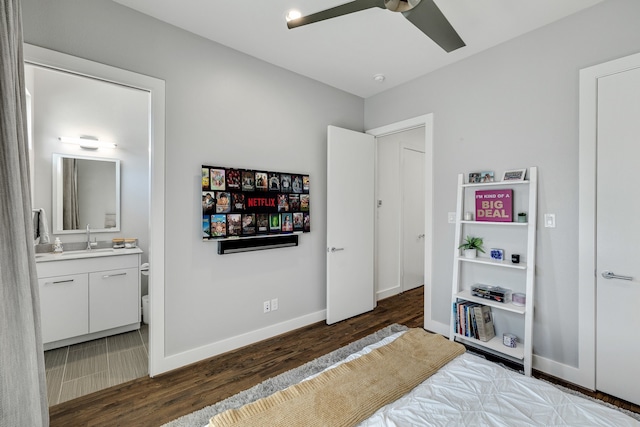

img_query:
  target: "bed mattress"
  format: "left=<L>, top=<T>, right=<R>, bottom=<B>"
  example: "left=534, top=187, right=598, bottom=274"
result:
left=356, top=333, right=639, bottom=426
left=208, top=331, right=639, bottom=426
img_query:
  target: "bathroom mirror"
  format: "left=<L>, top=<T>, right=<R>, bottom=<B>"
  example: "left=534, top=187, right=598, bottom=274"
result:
left=52, top=153, right=121, bottom=234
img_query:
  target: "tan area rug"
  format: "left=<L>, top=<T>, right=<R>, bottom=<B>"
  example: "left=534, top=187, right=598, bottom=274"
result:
left=162, top=324, right=408, bottom=427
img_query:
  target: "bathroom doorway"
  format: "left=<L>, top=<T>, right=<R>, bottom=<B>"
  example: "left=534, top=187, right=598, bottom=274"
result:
left=24, top=48, right=160, bottom=404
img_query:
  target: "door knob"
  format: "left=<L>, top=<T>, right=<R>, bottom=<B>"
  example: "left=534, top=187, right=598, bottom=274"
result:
left=329, top=247, right=345, bottom=253
left=601, top=270, right=633, bottom=281
left=417, top=234, right=425, bottom=239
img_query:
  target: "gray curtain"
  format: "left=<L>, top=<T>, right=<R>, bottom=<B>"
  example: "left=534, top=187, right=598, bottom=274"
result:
left=62, top=157, right=79, bottom=230
left=0, top=0, right=49, bottom=426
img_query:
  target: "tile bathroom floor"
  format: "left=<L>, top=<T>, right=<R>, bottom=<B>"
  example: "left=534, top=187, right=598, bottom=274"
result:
left=44, top=324, right=148, bottom=406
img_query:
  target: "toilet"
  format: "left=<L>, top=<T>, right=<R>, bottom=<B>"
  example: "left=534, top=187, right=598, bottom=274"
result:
left=141, top=262, right=150, bottom=324
left=142, top=294, right=150, bottom=325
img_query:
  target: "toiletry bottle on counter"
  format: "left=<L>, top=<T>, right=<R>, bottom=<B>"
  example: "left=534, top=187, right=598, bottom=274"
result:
left=53, top=237, right=63, bottom=254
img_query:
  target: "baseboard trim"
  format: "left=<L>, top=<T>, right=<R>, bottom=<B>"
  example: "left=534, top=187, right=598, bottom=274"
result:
left=424, top=319, right=449, bottom=336
left=428, top=318, right=588, bottom=388
left=377, top=285, right=401, bottom=301
left=155, top=313, right=588, bottom=389
left=154, top=310, right=327, bottom=375
left=532, top=354, right=590, bottom=389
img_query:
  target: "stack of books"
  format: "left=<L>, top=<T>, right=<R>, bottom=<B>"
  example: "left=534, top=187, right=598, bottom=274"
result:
left=453, top=301, right=495, bottom=342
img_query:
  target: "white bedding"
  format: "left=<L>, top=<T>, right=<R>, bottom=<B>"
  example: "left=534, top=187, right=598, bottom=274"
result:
left=319, top=331, right=639, bottom=427
left=208, top=331, right=639, bottom=426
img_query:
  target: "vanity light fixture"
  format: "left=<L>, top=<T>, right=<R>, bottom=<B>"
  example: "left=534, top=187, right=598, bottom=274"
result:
left=59, top=136, right=117, bottom=150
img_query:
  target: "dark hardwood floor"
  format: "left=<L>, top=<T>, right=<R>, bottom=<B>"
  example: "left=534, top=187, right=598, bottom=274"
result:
left=49, top=288, right=423, bottom=426
left=48, top=286, right=639, bottom=426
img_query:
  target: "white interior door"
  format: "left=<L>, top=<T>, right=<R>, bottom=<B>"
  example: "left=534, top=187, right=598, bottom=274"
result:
left=326, top=125, right=375, bottom=324
left=596, top=65, right=640, bottom=405
left=401, top=147, right=425, bottom=291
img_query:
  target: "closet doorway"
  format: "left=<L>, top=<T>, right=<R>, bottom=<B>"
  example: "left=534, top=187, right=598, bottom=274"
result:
left=325, top=116, right=432, bottom=324
left=593, top=62, right=640, bottom=406
left=371, top=119, right=431, bottom=301
left=579, top=51, right=640, bottom=403
left=401, top=145, right=425, bottom=292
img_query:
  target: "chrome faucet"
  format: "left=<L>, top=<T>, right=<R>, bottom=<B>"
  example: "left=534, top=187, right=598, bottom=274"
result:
left=86, top=224, right=92, bottom=250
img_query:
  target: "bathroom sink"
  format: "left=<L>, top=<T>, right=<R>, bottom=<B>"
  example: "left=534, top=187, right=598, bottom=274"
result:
left=62, top=248, right=115, bottom=255
left=61, top=248, right=116, bottom=257
left=93, top=248, right=116, bottom=253
left=34, top=246, right=141, bottom=262
left=35, top=248, right=142, bottom=262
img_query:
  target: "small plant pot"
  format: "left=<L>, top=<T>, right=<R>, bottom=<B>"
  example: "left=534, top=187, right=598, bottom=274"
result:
left=517, top=213, right=527, bottom=223
left=463, top=248, right=477, bottom=259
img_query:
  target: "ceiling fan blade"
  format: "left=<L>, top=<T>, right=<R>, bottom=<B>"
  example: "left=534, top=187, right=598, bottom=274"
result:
left=402, top=0, right=465, bottom=52
left=287, top=0, right=386, bottom=29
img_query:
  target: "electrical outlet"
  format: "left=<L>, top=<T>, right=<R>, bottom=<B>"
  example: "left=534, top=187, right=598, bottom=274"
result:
left=448, top=212, right=456, bottom=223
left=271, top=298, right=278, bottom=311
left=263, top=300, right=270, bottom=313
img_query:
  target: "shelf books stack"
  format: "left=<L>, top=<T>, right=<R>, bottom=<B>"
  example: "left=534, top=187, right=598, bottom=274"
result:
left=453, top=301, right=495, bottom=342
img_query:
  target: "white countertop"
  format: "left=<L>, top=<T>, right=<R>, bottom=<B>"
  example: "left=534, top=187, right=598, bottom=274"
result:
left=35, top=247, right=143, bottom=262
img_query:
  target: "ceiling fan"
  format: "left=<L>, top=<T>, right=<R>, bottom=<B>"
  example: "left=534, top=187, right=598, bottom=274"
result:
left=287, top=0, right=465, bottom=53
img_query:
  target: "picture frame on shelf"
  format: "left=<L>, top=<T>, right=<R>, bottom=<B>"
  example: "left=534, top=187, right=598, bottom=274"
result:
left=468, top=172, right=482, bottom=183
left=502, top=169, right=526, bottom=181
left=490, top=248, right=505, bottom=261
left=479, top=171, right=494, bottom=183
left=469, top=171, right=495, bottom=183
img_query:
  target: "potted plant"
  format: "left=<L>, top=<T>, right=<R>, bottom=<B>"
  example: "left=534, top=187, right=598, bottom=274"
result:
left=458, top=235, right=485, bottom=259
left=517, top=212, right=527, bottom=223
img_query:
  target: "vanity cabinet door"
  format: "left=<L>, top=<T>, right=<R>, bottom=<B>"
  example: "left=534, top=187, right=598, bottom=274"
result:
left=38, top=273, right=89, bottom=343
left=89, top=267, right=139, bottom=333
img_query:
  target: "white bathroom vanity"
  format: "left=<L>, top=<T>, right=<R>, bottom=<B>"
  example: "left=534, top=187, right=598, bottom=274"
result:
left=35, top=248, right=142, bottom=350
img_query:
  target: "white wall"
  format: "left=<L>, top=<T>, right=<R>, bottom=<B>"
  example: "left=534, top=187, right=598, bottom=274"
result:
left=365, top=0, right=640, bottom=376
left=376, top=127, right=425, bottom=298
left=21, top=0, right=364, bottom=359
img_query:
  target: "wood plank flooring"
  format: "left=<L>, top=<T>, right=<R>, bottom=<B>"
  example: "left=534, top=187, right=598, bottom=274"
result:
left=48, top=286, right=639, bottom=426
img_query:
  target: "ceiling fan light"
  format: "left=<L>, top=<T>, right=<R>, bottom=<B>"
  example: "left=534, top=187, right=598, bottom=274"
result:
left=285, top=10, right=302, bottom=22
left=384, top=0, right=421, bottom=13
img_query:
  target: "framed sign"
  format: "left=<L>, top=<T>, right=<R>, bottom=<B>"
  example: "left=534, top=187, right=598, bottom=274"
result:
left=475, top=189, right=513, bottom=222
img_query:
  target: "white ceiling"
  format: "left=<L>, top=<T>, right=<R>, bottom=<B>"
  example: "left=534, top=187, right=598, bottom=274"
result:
left=113, top=0, right=603, bottom=98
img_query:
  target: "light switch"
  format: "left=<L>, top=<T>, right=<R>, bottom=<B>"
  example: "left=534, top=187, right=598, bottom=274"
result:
left=544, top=213, right=556, bottom=228
left=448, top=212, right=456, bottom=224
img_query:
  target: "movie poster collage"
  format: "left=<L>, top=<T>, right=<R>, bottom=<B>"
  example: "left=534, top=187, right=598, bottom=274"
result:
left=202, top=165, right=310, bottom=240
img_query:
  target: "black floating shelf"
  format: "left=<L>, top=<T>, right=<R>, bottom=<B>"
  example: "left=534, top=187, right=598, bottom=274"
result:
left=217, top=234, right=299, bottom=255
